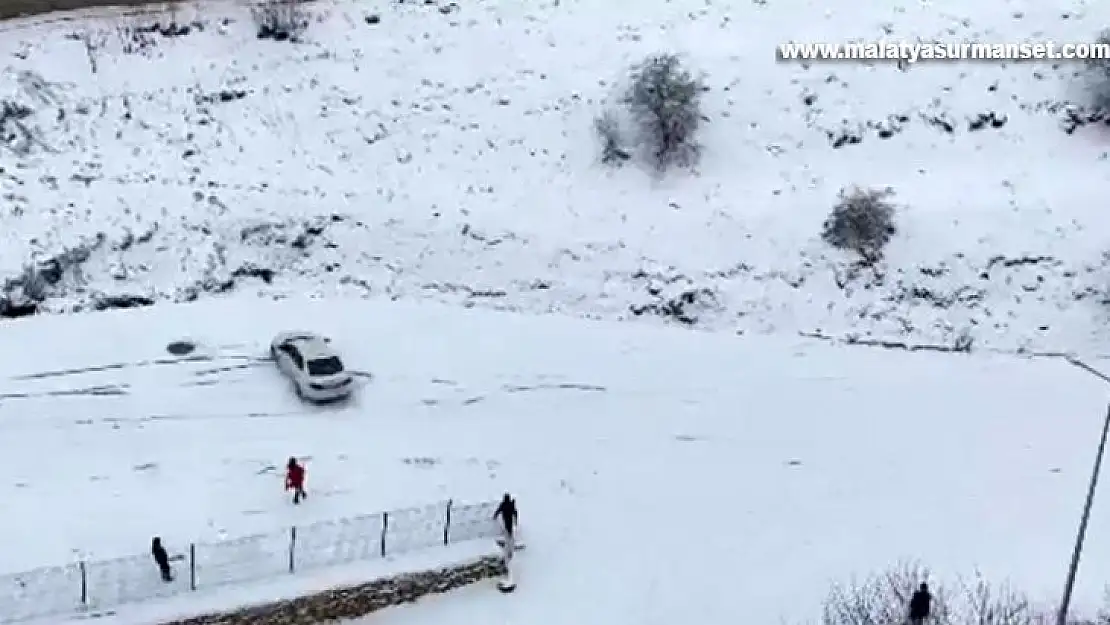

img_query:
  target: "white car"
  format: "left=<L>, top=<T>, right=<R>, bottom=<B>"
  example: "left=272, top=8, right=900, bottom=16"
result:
left=270, top=331, right=354, bottom=402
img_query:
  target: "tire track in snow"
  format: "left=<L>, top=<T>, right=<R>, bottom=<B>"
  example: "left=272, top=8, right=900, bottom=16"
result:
left=0, top=383, right=129, bottom=399
left=8, top=352, right=266, bottom=381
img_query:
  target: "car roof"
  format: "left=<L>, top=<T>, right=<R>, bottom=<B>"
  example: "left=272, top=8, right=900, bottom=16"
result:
left=286, top=336, right=337, bottom=360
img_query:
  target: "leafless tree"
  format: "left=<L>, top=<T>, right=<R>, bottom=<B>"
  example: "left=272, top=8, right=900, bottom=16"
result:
left=821, top=185, right=898, bottom=263
left=252, top=0, right=309, bottom=42
left=624, top=53, right=705, bottom=172
left=72, top=29, right=109, bottom=73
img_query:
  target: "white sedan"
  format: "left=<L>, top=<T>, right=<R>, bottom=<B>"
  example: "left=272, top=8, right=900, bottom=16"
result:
left=270, top=331, right=354, bottom=402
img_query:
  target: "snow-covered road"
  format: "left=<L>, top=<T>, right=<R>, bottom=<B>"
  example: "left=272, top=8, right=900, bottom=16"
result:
left=2, top=294, right=1109, bottom=623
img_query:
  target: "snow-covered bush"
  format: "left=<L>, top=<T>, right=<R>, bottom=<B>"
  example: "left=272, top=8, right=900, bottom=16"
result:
left=957, top=573, right=1038, bottom=625
left=252, top=0, right=309, bottom=42
left=0, top=99, right=35, bottom=157
left=0, top=236, right=105, bottom=317
left=822, top=563, right=1064, bottom=625
left=1085, top=29, right=1110, bottom=106
left=623, top=53, right=705, bottom=171
left=594, top=109, right=630, bottom=165
left=821, top=186, right=898, bottom=262
left=822, top=561, right=951, bottom=625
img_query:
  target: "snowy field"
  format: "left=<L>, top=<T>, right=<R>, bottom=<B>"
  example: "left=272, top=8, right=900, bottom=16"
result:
left=5, top=0, right=1110, bottom=622
left=0, top=294, right=1108, bottom=623
left=3, top=0, right=1110, bottom=352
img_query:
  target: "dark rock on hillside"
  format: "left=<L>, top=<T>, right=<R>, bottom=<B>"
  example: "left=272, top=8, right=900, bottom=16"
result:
left=1060, top=105, right=1110, bottom=134
left=92, top=294, right=155, bottom=311
left=827, top=127, right=863, bottom=149
left=817, top=104, right=1016, bottom=149
left=0, top=299, right=37, bottom=318
left=628, top=269, right=718, bottom=325
left=231, top=264, right=276, bottom=284
left=967, top=111, right=1007, bottom=131
left=195, top=90, right=250, bottom=105
left=920, top=111, right=955, bottom=133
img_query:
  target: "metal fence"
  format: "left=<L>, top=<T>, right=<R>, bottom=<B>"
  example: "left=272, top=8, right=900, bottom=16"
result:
left=0, top=497, right=502, bottom=624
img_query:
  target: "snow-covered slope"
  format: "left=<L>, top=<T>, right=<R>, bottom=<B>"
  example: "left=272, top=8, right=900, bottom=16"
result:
left=5, top=294, right=1107, bottom=624
left=3, top=0, right=1110, bottom=352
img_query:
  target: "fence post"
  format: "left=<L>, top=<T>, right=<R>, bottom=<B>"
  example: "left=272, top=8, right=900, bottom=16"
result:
left=380, top=512, right=389, bottom=557
left=288, top=526, right=297, bottom=574
left=189, top=543, right=196, bottom=591
left=443, top=499, right=452, bottom=545
left=79, top=561, right=87, bottom=607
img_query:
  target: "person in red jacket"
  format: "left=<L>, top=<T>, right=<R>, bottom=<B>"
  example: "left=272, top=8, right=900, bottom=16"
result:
left=285, top=457, right=307, bottom=504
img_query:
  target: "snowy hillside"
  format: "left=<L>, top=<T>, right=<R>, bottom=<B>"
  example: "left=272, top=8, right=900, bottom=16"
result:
left=5, top=294, right=1107, bottom=624
left=3, top=0, right=1110, bottom=352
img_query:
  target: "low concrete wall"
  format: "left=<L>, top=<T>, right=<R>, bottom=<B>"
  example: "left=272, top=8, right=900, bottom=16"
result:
left=0, top=0, right=172, bottom=21
left=160, top=556, right=507, bottom=625
left=0, top=0, right=313, bottom=22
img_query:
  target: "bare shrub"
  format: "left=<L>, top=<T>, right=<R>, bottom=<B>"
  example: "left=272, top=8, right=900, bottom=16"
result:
left=252, top=0, right=309, bottom=42
left=624, top=53, right=704, bottom=172
left=821, top=186, right=898, bottom=263
left=822, top=561, right=949, bottom=625
left=0, top=99, right=35, bottom=156
left=822, top=564, right=1070, bottom=625
left=1084, top=30, right=1110, bottom=107
left=953, top=572, right=1037, bottom=625
left=594, top=109, right=630, bottom=165
left=76, top=30, right=108, bottom=73
left=1098, top=588, right=1110, bottom=625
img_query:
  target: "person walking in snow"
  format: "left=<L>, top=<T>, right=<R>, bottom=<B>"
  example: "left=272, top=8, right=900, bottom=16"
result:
left=908, top=582, right=932, bottom=625
left=151, top=537, right=173, bottom=582
left=493, top=493, right=518, bottom=539
left=285, top=457, right=307, bottom=504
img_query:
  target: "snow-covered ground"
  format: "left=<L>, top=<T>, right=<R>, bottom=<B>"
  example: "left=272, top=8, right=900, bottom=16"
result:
left=3, top=0, right=1110, bottom=352
left=6, top=0, right=1110, bottom=622
left=2, top=294, right=1109, bottom=624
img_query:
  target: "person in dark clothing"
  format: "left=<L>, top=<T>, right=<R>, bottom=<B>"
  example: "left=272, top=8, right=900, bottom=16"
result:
left=285, top=457, right=307, bottom=504
left=493, top=493, right=518, bottom=537
left=151, top=537, right=173, bottom=582
left=909, top=582, right=932, bottom=625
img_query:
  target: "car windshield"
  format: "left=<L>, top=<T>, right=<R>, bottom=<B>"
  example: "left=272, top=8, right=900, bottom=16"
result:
left=307, top=356, right=344, bottom=376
